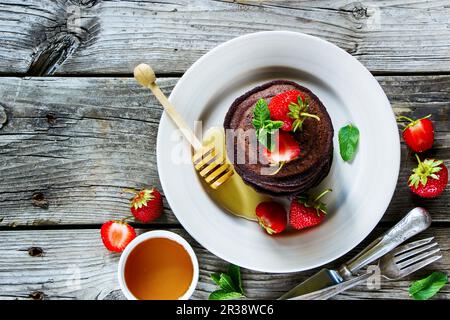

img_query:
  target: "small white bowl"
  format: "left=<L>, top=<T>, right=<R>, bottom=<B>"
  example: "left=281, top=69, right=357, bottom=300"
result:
left=117, top=230, right=199, bottom=300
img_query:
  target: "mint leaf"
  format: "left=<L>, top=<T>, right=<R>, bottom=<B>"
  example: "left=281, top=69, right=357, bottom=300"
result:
left=228, top=264, right=244, bottom=294
left=256, top=128, right=271, bottom=151
left=252, top=98, right=283, bottom=151
left=409, top=272, right=448, bottom=300
left=252, top=99, right=270, bottom=130
left=338, top=124, right=359, bottom=161
left=209, top=264, right=246, bottom=300
left=218, top=273, right=237, bottom=292
left=210, top=273, right=221, bottom=286
left=208, top=290, right=244, bottom=300
left=264, top=119, right=283, bottom=132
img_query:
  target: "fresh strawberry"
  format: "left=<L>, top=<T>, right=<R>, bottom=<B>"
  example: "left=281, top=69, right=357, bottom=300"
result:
left=130, top=188, right=163, bottom=223
left=101, top=220, right=136, bottom=252
left=398, top=114, right=434, bottom=153
left=408, top=155, right=448, bottom=198
left=289, top=189, right=332, bottom=230
left=263, top=131, right=300, bottom=164
left=268, top=90, right=319, bottom=132
left=255, top=201, right=287, bottom=235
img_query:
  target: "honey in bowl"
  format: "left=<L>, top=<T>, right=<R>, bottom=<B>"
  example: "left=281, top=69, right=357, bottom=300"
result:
left=124, top=237, right=194, bottom=300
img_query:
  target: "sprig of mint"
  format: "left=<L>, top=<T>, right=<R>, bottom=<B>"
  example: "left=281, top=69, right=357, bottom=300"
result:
left=252, top=99, right=283, bottom=151
left=338, top=124, right=359, bottom=161
left=409, top=271, right=448, bottom=300
left=209, top=264, right=245, bottom=300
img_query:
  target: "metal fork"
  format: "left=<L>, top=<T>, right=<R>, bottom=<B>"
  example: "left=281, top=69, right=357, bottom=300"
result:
left=291, top=237, right=442, bottom=300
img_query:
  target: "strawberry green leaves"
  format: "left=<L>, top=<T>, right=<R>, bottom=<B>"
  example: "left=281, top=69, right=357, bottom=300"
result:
left=252, top=99, right=283, bottom=151
left=409, top=272, right=448, bottom=300
left=338, top=124, right=359, bottom=162
left=287, top=95, right=320, bottom=132
left=209, top=264, right=245, bottom=300
left=409, top=155, right=443, bottom=189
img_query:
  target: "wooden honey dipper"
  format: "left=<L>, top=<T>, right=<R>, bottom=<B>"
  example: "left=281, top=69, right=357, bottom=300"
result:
left=134, top=63, right=233, bottom=189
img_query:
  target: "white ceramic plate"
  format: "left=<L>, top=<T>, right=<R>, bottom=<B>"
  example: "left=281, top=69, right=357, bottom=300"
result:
left=157, top=31, right=400, bottom=273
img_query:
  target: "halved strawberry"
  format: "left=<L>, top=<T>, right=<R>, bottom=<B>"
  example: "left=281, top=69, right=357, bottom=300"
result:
left=100, top=220, right=136, bottom=252
left=130, top=188, right=163, bottom=223
left=408, top=155, right=448, bottom=198
left=263, top=131, right=300, bottom=174
left=289, top=189, right=332, bottom=230
left=268, top=90, right=319, bottom=132
left=397, top=114, right=434, bottom=153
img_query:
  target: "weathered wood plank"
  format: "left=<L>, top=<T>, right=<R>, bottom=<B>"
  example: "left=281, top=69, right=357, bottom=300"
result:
left=0, top=0, right=449, bottom=75
left=0, top=227, right=448, bottom=300
left=0, top=76, right=449, bottom=226
left=0, top=77, right=178, bottom=225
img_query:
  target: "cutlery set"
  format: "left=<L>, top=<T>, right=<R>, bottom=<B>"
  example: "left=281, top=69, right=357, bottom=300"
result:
left=281, top=207, right=441, bottom=300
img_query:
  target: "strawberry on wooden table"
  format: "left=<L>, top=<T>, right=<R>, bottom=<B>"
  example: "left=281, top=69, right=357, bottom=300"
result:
left=255, top=201, right=287, bottom=235
left=289, top=189, right=332, bottom=230
left=268, top=89, right=320, bottom=132
left=408, top=155, right=448, bottom=198
left=397, top=114, right=434, bottom=153
left=101, top=220, right=136, bottom=253
left=130, top=188, right=163, bottom=223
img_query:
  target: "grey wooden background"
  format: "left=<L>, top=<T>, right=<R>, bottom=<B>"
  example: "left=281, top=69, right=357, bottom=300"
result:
left=0, top=0, right=449, bottom=300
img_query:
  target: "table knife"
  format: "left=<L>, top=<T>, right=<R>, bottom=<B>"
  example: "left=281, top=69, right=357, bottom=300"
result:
left=289, top=272, right=373, bottom=300
left=279, top=207, right=431, bottom=300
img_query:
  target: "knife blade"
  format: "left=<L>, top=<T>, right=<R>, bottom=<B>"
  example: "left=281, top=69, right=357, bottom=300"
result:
left=279, top=207, right=431, bottom=300
left=279, top=268, right=343, bottom=299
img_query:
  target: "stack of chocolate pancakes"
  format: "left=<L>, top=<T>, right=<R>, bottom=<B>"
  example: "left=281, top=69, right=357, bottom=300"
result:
left=223, top=80, right=334, bottom=197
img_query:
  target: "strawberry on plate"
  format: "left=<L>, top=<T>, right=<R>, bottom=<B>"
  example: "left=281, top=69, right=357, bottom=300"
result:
left=101, top=220, right=136, bottom=252
left=255, top=201, right=287, bottom=235
left=408, top=155, right=448, bottom=198
left=397, top=114, right=434, bottom=153
left=289, top=189, right=332, bottom=230
left=268, top=89, right=320, bottom=132
left=263, top=131, right=300, bottom=174
left=130, top=188, right=163, bottom=223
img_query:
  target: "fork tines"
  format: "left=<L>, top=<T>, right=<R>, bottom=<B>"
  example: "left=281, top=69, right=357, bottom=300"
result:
left=392, top=237, right=442, bottom=275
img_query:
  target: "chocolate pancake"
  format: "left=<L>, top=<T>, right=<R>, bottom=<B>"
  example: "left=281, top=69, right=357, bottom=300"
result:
left=223, top=80, right=334, bottom=197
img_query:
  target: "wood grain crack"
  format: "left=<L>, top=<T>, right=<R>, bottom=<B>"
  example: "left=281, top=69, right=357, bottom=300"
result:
left=28, top=33, right=81, bottom=76
left=69, top=0, right=99, bottom=8
left=27, top=2, right=99, bottom=76
left=0, top=104, right=7, bottom=129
